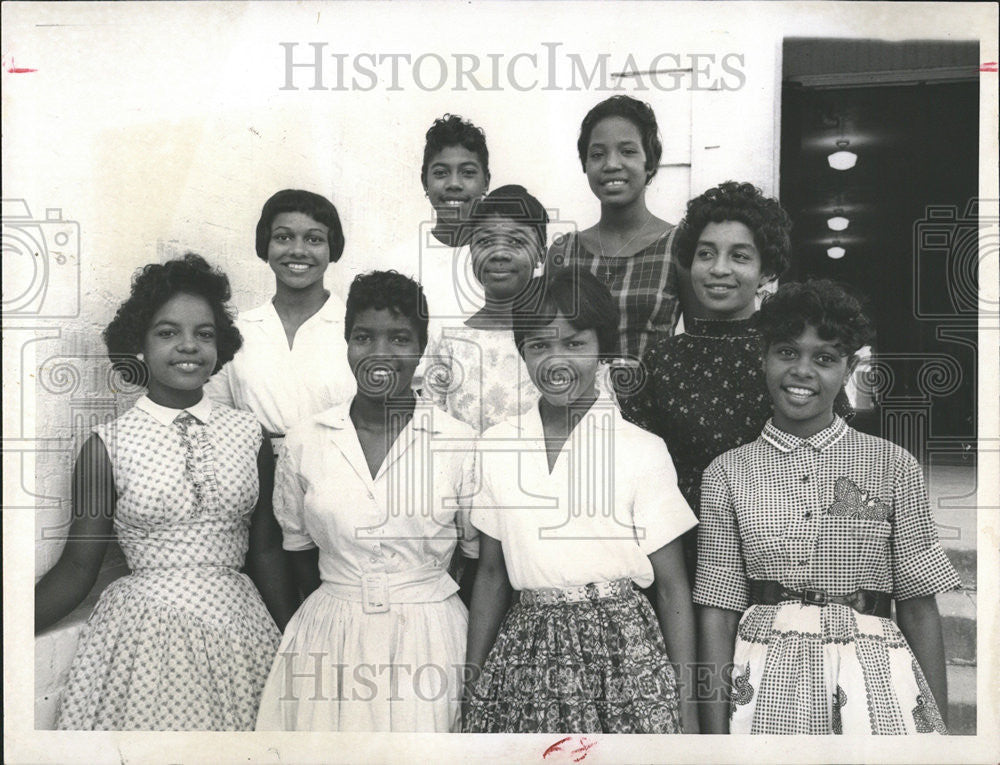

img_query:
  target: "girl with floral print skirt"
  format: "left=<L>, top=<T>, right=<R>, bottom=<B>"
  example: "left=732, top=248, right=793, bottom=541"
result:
left=464, top=268, right=699, bottom=733
left=695, top=279, right=960, bottom=734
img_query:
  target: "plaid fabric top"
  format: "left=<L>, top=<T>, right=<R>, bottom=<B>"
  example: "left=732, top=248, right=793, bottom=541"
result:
left=693, top=417, right=961, bottom=613
left=546, top=228, right=681, bottom=362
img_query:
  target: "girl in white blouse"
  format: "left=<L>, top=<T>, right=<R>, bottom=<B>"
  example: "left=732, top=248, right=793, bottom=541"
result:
left=207, top=189, right=356, bottom=445
left=463, top=268, right=699, bottom=734
left=255, top=271, right=478, bottom=732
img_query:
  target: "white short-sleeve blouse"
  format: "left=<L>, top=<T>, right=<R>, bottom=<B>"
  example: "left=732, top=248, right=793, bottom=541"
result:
left=206, top=295, right=356, bottom=435
left=471, top=395, right=697, bottom=590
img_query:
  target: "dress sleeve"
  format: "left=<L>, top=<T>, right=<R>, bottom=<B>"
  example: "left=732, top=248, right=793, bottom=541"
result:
left=632, top=437, right=697, bottom=555
left=469, top=440, right=503, bottom=541
left=205, top=362, right=236, bottom=409
left=890, top=450, right=961, bottom=599
left=272, top=438, right=317, bottom=552
left=420, top=330, right=450, bottom=412
left=693, top=456, right=749, bottom=612
left=455, top=449, right=480, bottom=559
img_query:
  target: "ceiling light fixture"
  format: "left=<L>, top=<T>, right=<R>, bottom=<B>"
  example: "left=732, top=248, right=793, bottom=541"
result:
left=827, top=211, right=850, bottom=231
left=828, top=140, right=857, bottom=171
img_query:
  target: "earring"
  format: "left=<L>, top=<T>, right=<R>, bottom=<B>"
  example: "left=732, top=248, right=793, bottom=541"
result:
left=136, top=352, right=145, bottom=362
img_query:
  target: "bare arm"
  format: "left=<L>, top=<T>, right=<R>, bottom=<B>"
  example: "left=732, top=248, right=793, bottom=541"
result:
left=697, top=605, right=740, bottom=734
left=246, top=439, right=299, bottom=631
left=462, top=534, right=512, bottom=714
left=288, top=548, right=321, bottom=600
left=896, top=595, right=949, bottom=727
left=647, top=539, right=699, bottom=733
left=35, top=434, right=116, bottom=633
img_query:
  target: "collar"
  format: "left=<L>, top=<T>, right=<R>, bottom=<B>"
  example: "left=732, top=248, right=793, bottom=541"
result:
left=314, top=397, right=445, bottom=435
left=687, top=316, right=758, bottom=340
left=761, top=415, right=848, bottom=453
left=135, top=394, right=213, bottom=426
left=516, top=388, right=622, bottom=438
left=241, top=292, right=345, bottom=324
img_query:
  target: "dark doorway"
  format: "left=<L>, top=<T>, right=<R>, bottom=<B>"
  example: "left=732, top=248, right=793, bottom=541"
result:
left=780, top=39, right=978, bottom=460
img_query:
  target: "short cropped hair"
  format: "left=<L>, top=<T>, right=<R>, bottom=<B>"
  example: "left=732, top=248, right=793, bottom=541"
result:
left=345, top=270, right=430, bottom=352
left=421, top=114, right=490, bottom=187
left=752, top=279, right=875, bottom=356
left=254, top=189, right=345, bottom=263
left=674, top=181, right=792, bottom=278
left=512, top=268, right=620, bottom=358
left=577, top=95, right=662, bottom=182
left=103, top=253, right=242, bottom=384
left=465, top=184, right=550, bottom=253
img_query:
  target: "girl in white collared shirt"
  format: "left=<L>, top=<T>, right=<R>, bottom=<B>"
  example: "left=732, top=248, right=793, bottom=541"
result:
left=255, top=271, right=478, bottom=732
left=464, top=269, right=699, bottom=734
left=207, top=189, right=356, bottom=442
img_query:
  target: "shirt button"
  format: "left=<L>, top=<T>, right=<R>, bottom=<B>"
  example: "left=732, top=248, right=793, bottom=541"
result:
left=804, top=511, right=812, bottom=519
left=369, top=556, right=377, bottom=563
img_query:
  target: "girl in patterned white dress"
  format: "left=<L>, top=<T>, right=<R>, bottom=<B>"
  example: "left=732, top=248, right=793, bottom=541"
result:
left=35, top=254, right=295, bottom=730
left=695, top=280, right=960, bottom=734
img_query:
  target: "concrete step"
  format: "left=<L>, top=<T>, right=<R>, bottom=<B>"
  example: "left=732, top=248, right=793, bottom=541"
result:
left=946, top=664, right=976, bottom=735
left=943, top=547, right=976, bottom=590
left=939, top=590, right=976, bottom=664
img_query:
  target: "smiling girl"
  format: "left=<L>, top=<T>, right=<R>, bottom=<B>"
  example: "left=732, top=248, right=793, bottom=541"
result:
left=423, top=185, right=546, bottom=434
left=695, top=280, right=960, bottom=735
left=207, top=189, right=355, bottom=447
left=620, top=182, right=792, bottom=580
left=463, top=268, right=699, bottom=734
left=255, top=271, right=478, bottom=732
left=35, top=254, right=291, bottom=730
left=547, top=96, right=681, bottom=373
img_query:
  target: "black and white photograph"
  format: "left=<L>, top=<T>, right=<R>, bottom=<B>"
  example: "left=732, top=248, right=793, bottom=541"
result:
left=3, top=1, right=997, bottom=762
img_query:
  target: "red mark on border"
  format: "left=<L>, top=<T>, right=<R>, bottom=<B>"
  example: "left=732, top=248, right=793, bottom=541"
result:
left=981, top=62, right=998, bottom=73
left=5, top=57, right=37, bottom=73
left=543, top=736, right=598, bottom=762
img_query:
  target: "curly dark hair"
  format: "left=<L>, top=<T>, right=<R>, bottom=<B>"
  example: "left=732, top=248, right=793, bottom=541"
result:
left=103, top=253, right=242, bottom=385
left=577, top=95, right=662, bottom=182
left=464, top=184, right=550, bottom=253
left=512, top=268, right=620, bottom=358
left=674, top=181, right=792, bottom=278
left=254, top=189, right=345, bottom=263
left=421, top=114, right=490, bottom=188
left=345, top=270, right=430, bottom=352
left=752, top=279, right=875, bottom=356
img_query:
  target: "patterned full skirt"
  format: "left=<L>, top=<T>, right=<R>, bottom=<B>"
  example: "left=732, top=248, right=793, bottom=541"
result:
left=55, top=567, right=281, bottom=731
left=729, top=602, right=947, bottom=734
left=464, top=583, right=681, bottom=733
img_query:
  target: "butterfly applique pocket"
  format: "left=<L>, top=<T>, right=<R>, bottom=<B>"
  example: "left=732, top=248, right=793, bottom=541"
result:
left=826, top=476, right=891, bottom=522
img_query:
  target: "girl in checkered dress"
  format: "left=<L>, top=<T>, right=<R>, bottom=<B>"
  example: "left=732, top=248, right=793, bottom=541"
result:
left=695, top=280, right=960, bottom=734
left=35, top=255, right=293, bottom=730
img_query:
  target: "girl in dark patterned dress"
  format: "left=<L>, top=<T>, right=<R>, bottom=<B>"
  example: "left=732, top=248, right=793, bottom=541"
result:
left=620, top=181, right=792, bottom=582
left=35, top=254, right=293, bottom=730
left=695, top=280, right=960, bottom=734
left=464, top=269, right=699, bottom=734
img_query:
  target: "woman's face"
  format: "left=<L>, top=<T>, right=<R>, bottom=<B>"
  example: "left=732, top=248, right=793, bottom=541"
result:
left=141, top=292, right=217, bottom=408
left=584, top=116, right=649, bottom=208
left=764, top=324, right=856, bottom=439
left=470, top=217, right=540, bottom=302
left=423, top=145, right=489, bottom=222
left=267, top=211, right=331, bottom=293
left=521, top=313, right=601, bottom=407
left=347, top=307, right=422, bottom=400
left=690, top=220, right=768, bottom=320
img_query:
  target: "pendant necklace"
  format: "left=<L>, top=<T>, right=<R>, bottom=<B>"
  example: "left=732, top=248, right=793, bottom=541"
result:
left=598, top=211, right=653, bottom=283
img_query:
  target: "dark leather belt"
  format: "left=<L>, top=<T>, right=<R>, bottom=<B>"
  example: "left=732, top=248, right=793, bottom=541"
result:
left=749, top=579, right=891, bottom=618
